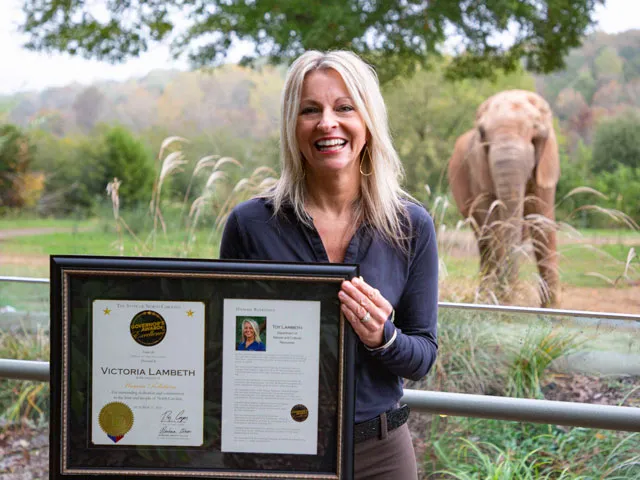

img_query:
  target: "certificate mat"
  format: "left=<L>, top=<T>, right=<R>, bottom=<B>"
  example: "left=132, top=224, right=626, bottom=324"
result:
left=49, top=255, right=357, bottom=480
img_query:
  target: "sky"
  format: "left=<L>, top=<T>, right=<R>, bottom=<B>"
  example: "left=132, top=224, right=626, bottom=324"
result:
left=1, top=0, right=639, bottom=95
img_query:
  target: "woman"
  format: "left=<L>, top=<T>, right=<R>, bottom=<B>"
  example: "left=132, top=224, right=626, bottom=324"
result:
left=237, top=319, right=266, bottom=351
left=220, top=50, right=438, bottom=479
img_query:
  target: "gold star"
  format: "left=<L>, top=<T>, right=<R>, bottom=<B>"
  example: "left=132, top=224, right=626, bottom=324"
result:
left=186, top=309, right=194, bottom=317
left=103, top=308, right=111, bottom=315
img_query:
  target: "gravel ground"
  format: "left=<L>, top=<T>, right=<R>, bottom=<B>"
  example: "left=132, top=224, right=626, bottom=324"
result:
left=0, top=426, right=48, bottom=480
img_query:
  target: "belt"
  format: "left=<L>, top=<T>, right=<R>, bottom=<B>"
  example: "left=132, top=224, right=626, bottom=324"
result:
left=354, top=405, right=410, bottom=444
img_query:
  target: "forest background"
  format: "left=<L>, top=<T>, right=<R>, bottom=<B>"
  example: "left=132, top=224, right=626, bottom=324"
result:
left=2, top=30, right=640, bottom=229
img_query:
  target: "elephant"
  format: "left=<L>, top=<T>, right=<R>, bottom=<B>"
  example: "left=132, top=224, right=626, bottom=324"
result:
left=447, top=90, right=560, bottom=307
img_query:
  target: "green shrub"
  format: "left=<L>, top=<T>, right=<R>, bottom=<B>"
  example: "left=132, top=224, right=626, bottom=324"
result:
left=506, top=327, right=580, bottom=399
left=592, top=112, right=640, bottom=173
left=594, top=165, right=640, bottom=225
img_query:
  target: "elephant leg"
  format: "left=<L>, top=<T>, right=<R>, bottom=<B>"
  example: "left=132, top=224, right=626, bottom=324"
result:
left=524, top=186, right=560, bottom=307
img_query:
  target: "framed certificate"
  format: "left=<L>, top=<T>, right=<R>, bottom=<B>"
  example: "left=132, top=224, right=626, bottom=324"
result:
left=50, top=255, right=357, bottom=479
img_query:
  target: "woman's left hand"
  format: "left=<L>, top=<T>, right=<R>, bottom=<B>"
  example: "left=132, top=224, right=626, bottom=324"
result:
left=339, top=276, right=393, bottom=349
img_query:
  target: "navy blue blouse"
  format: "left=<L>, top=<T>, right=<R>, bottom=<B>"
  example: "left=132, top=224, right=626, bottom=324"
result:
left=219, top=197, right=438, bottom=423
left=237, top=341, right=266, bottom=352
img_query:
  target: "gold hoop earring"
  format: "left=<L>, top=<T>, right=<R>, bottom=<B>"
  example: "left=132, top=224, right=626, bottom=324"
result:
left=359, top=144, right=374, bottom=177
left=299, top=156, right=306, bottom=179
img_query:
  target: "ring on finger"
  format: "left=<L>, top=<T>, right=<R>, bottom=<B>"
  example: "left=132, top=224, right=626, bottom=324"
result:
left=360, top=311, right=371, bottom=323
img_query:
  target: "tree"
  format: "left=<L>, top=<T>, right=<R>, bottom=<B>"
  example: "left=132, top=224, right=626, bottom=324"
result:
left=0, top=124, right=36, bottom=209
left=594, top=165, right=640, bottom=224
left=19, top=0, right=603, bottom=82
left=97, top=125, right=156, bottom=207
left=593, top=46, right=624, bottom=85
left=591, top=112, right=640, bottom=173
left=32, top=126, right=156, bottom=215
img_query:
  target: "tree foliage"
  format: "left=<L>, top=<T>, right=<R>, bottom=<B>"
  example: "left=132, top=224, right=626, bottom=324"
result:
left=32, top=125, right=155, bottom=215
left=0, top=124, right=36, bottom=209
left=7, top=65, right=284, bottom=140
left=19, top=0, right=602, bottom=81
left=98, top=125, right=156, bottom=206
left=591, top=112, right=640, bottom=173
left=536, top=30, right=640, bottom=149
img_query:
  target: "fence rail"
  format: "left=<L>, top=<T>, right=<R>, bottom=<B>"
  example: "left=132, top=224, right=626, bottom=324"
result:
left=2, top=275, right=640, bottom=433
left=1, top=358, right=638, bottom=432
left=0, top=275, right=49, bottom=284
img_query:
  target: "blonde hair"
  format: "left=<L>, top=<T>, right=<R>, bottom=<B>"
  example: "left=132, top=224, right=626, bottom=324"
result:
left=264, top=50, right=411, bottom=250
left=242, top=319, right=262, bottom=344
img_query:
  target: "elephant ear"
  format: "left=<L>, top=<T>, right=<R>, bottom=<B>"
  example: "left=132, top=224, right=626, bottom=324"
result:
left=447, top=129, right=476, bottom=218
left=533, top=122, right=560, bottom=189
left=528, top=93, right=560, bottom=189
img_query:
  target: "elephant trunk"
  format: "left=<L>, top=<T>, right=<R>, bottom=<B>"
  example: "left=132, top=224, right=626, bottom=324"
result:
left=490, top=144, right=529, bottom=292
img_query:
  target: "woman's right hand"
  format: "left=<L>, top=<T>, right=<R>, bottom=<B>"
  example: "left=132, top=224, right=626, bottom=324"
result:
left=338, top=276, right=393, bottom=349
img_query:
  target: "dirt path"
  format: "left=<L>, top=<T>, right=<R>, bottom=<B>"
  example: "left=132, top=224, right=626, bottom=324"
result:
left=0, top=227, right=86, bottom=240
left=0, top=253, right=49, bottom=268
left=561, top=285, right=640, bottom=314
left=0, top=226, right=95, bottom=270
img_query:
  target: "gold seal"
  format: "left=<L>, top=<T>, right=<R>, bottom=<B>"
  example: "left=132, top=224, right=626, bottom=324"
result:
left=130, top=310, right=167, bottom=347
left=291, top=404, right=309, bottom=422
left=99, top=402, right=134, bottom=437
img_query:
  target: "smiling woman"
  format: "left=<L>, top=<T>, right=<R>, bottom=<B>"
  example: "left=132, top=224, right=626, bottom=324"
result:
left=219, top=50, right=439, bottom=479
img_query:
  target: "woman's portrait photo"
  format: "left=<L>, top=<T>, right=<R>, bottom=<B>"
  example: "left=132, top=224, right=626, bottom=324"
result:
left=235, top=317, right=267, bottom=352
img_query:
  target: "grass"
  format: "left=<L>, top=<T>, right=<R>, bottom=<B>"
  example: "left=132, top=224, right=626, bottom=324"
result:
left=505, top=327, right=581, bottom=398
left=0, top=324, right=49, bottom=426
left=414, top=309, right=505, bottom=395
left=430, top=419, right=640, bottom=479
left=438, top=228, right=638, bottom=291
left=0, top=217, right=96, bottom=230
left=0, top=227, right=222, bottom=259
left=0, top=224, right=224, bottom=312
left=564, top=229, right=640, bottom=239
left=558, top=243, right=639, bottom=287
left=413, top=311, right=640, bottom=479
left=0, top=282, right=48, bottom=313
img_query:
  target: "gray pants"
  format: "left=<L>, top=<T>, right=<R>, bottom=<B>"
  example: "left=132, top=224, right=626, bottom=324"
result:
left=354, top=419, right=418, bottom=479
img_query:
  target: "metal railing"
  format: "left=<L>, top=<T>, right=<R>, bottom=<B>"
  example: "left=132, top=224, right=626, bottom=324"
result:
left=2, top=275, right=640, bottom=433
left=0, top=275, right=49, bottom=284
left=1, top=358, right=639, bottom=432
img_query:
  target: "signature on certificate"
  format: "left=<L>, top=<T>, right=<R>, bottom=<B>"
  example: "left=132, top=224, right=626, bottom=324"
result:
left=159, top=425, right=192, bottom=436
left=160, top=410, right=188, bottom=424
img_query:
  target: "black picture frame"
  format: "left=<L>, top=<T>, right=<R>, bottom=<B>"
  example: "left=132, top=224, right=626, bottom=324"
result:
left=50, top=255, right=357, bottom=479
